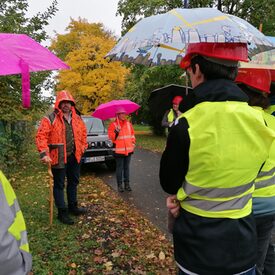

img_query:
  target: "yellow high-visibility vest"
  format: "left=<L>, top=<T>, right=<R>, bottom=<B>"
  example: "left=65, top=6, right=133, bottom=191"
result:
left=253, top=107, right=275, bottom=198
left=167, top=109, right=175, bottom=123
left=265, top=105, right=275, bottom=116
left=0, top=170, right=32, bottom=274
left=177, top=101, right=275, bottom=219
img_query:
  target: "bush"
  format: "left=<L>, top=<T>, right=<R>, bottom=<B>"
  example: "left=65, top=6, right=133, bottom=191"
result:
left=0, top=120, right=34, bottom=173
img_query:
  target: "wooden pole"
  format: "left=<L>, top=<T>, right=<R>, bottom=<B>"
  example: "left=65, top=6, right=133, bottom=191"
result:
left=259, top=23, right=263, bottom=32
left=47, top=163, right=54, bottom=226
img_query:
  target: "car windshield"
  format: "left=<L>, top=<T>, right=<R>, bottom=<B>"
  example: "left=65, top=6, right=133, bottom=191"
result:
left=82, top=117, right=105, bottom=134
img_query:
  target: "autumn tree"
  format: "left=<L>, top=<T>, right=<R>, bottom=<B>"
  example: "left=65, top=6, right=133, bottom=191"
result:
left=50, top=19, right=129, bottom=114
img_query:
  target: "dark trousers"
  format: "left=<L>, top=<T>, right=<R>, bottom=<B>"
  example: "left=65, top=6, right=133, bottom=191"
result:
left=263, top=241, right=275, bottom=275
left=115, top=154, right=131, bottom=184
left=256, top=215, right=275, bottom=275
left=52, top=154, right=80, bottom=208
left=178, top=266, right=256, bottom=275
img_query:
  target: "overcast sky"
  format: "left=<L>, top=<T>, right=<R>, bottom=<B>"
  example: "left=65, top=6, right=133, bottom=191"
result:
left=27, top=0, right=122, bottom=41
left=26, top=0, right=123, bottom=97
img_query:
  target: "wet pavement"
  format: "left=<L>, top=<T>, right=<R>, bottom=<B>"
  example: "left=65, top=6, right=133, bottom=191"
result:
left=81, top=148, right=171, bottom=240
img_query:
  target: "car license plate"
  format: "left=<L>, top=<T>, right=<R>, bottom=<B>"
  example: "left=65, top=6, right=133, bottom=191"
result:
left=84, top=156, right=105, bottom=163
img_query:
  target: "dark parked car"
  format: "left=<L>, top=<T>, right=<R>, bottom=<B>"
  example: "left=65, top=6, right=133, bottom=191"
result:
left=81, top=116, right=116, bottom=170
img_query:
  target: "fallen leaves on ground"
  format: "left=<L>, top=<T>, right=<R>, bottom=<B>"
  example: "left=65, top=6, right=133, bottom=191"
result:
left=77, top=175, right=176, bottom=274
left=12, top=149, right=177, bottom=274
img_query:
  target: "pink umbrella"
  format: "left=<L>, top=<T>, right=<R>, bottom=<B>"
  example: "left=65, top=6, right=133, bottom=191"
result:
left=92, top=99, right=140, bottom=120
left=0, top=33, right=69, bottom=108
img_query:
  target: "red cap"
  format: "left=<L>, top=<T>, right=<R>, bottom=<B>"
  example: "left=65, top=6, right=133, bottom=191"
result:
left=172, top=96, right=183, bottom=105
left=180, top=42, right=248, bottom=69
left=235, top=68, right=271, bottom=93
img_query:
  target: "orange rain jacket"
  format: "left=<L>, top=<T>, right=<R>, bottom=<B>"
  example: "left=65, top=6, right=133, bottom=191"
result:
left=36, top=91, right=87, bottom=167
left=108, top=118, right=135, bottom=156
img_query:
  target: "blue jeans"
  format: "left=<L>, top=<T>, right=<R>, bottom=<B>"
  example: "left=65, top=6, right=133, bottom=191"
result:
left=115, top=154, right=131, bottom=184
left=52, top=154, right=80, bottom=208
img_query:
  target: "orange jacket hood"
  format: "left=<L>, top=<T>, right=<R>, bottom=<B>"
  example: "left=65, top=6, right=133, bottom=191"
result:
left=54, top=90, right=76, bottom=109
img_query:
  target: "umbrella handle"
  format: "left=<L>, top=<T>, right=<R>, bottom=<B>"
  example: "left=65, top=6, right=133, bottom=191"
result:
left=47, top=162, right=54, bottom=226
left=116, top=116, right=121, bottom=130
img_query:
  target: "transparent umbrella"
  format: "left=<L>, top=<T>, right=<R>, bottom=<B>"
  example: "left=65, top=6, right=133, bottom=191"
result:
left=106, top=8, right=273, bottom=66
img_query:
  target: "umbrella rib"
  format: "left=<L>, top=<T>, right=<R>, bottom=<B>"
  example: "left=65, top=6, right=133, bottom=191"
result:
left=190, top=15, right=228, bottom=27
left=169, top=10, right=193, bottom=27
left=158, top=43, right=185, bottom=54
left=170, top=10, right=228, bottom=28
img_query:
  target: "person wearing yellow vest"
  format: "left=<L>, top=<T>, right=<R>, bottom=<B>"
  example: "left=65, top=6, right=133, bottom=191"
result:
left=108, top=109, right=135, bottom=192
left=235, top=68, right=275, bottom=275
left=265, top=70, right=275, bottom=117
left=161, top=96, right=183, bottom=132
left=264, top=72, right=275, bottom=271
left=159, top=42, right=275, bottom=275
left=0, top=170, right=32, bottom=274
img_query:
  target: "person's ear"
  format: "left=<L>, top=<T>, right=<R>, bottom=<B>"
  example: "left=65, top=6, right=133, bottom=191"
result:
left=194, top=64, right=204, bottom=80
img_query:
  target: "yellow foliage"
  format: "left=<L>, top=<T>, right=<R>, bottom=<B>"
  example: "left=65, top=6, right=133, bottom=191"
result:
left=51, top=18, right=129, bottom=113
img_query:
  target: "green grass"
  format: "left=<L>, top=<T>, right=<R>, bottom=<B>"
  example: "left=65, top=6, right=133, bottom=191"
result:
left=136, top=133, right=166, bottom=153
left=9, top=145, right=175, bottom=274
left=133, top=124, right=151, bottom=132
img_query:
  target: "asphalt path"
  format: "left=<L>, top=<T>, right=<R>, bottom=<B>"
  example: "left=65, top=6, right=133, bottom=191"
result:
left=81, top=148, right=171, bottom=240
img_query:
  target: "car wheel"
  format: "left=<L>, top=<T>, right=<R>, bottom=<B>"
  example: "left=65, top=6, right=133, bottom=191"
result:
left=105, top=160, right=116, bottom=171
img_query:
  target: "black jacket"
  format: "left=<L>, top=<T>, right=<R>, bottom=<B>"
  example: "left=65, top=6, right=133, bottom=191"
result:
left=159, top=79, right=256, bottom=274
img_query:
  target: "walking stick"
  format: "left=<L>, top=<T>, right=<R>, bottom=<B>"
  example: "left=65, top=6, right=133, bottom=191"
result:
left=47, top=162, right=54, bottom=225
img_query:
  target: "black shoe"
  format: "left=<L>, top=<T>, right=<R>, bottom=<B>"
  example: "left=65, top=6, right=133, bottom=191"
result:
left=118, top=183, right=124, bottom=192
left=124, top=182, right=132, bottom=191
left=68, top=203, right=87, bottom=216
left=57, top=208, right=74, bottom=225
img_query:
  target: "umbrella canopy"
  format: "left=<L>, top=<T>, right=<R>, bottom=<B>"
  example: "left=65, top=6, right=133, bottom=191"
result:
left=240, top=36, right=275, bottom=70
left=267, top=36, right=275, bottom=45
left=148, top=84, right=193, bottom=117
left=0, top=33, right=69, bottom=108
left=106, top=8, right=273, bottom=66
left=92, top=99, right=140, bottom=120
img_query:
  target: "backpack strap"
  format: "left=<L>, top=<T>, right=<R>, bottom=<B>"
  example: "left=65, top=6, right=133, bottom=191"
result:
left=47, top=109, right=59, bottom=125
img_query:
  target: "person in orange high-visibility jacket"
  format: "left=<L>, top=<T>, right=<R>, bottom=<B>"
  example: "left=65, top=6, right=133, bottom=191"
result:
left=108, top=109, right=135, bottom=192
left=36, top=90, right=87, bottom=225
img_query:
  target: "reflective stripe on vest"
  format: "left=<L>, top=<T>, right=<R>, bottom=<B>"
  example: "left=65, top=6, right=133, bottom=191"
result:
left=258, top=167, right=275, bottom=178
left=114, top=121, right=134, bottom=155
left=255, top=175, right=275, bottom=189
left=116, top=135, right=135, bottom=140
left=184, top=179, right=254, bottom=198
left=0, top=171, right=30, bottom=253
left=253, top=109, right=275, bottom=198
left=177, top=101, right=275, bottom=219
left=167, top=109, right=175, bottom=123
left=184, top=193, right=252, bottom=211
left=0, top=170, right=32, bottom=274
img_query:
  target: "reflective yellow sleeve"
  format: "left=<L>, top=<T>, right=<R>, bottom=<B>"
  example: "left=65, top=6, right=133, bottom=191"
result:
left=177, top=187, right=188, bottom=201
